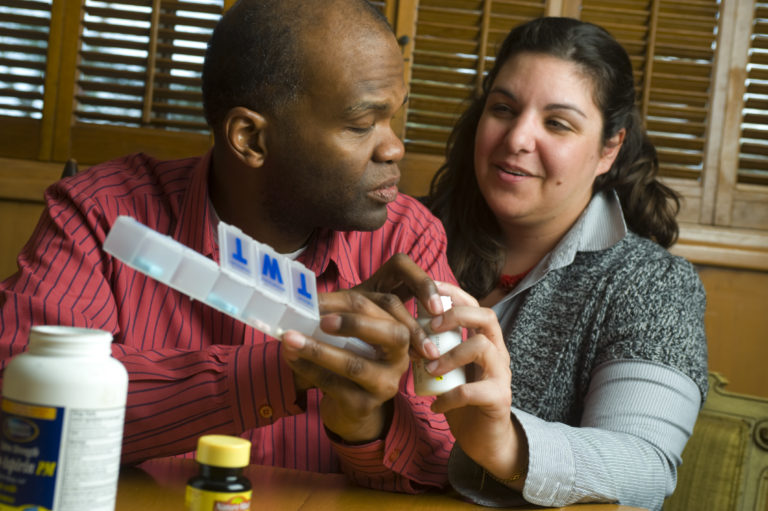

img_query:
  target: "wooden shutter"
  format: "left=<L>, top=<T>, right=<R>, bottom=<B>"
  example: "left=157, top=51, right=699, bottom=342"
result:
left=74, top=0, right=220, bottom=131
left=403, top=0, right=548, bottom=156
left=580, top=0, right=721, bottom=183
left=50, top=0, right=225, bottom=164
left=739, top=2, right=768, bottom=187
left=0, top=0, right=53, bottom=159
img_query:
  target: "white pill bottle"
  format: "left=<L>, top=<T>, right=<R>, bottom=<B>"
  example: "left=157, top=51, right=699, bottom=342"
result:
left=0, top=326, right=128, bottom=511
left=412, top=296, right=466, bottom=396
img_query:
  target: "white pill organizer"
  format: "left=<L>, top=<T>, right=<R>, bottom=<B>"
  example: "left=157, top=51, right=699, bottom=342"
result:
left=103, top=215, right=376, bottom=358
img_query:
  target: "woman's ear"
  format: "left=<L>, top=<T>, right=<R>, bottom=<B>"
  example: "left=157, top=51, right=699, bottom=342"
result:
left=596, top=128, right=626, bottom=177
left=223, top=107, right=268, bottom=168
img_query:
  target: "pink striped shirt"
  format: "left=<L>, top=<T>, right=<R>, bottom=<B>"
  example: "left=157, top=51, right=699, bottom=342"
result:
left=0, top=152, right=456, bottom=492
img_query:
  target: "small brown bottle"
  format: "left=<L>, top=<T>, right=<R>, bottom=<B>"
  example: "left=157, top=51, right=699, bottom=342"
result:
left=185, top=435, right=252, bottom=511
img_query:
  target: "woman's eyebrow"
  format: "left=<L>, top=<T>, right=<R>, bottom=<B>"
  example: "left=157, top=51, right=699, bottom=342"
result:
left=544, top=103, right=587, bottom=118
left=488, top=87, right=587, bottom=118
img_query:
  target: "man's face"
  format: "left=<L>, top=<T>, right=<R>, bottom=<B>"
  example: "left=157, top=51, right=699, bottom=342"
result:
left=261, top=27, right=407, bottom=235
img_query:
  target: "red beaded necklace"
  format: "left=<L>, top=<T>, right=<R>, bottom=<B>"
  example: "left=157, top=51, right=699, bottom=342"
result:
left=497, top=269, right=532, bottom=293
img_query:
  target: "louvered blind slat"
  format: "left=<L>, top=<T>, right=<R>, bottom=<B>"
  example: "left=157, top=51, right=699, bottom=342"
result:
left=4, top=11, right=50, bottom=26
left=84, top=21, right=149, bottom=37
left=80, top=35, right=150, bottom=52
left=77, top=80, right=144, bottom=96
left=0, top=0, right=51, bottom=119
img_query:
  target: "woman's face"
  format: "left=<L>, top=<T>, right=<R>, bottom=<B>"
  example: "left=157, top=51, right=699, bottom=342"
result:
left=474, top=52, right=623, bottom=236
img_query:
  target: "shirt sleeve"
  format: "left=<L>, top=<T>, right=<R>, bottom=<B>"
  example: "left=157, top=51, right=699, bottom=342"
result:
left=332, top=372, right=454, bottom=493
left=330, top=199, right=458, bottom=492
left=115, top=339, right=303, bottom=464
left=449, top=359, right=701, bottom=510
left=0, top=188, right=304, bottom=464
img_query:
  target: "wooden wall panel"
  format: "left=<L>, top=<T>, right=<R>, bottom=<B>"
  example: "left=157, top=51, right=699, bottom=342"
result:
left=0, top=200, right=45, bottom=281
left=698, top=265, right=768, bottom=398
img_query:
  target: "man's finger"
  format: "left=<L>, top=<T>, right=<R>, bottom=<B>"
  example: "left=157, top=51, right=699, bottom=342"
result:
left=282, top=330, right=399, bottom=398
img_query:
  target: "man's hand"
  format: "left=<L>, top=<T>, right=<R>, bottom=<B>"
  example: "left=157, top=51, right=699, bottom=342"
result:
left=281, top=290, right=412, bottom=442
left=352, top=253, right=444, bottom=359
left=280, top=253, right=450, bottom=444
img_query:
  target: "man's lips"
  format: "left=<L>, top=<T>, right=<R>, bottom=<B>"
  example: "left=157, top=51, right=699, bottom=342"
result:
left=369, top=182, right=399, bottom=203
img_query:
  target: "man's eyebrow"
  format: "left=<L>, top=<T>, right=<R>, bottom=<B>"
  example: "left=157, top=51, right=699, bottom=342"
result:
left=344, top=94, right=409, bottom=116
left=488, top=87, right=586, bottom=118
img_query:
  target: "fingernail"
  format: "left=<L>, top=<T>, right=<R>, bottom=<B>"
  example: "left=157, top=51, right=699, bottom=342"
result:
left=431, top=314, right=443, bottom=329
left=423, top=339, right=439, bottom=359
left=429, top=295, right=443, bottom=315
left=320, top=314, right=342, bottom=332
left=282, top=331, right=306, bottom=349
left=425, top=360, right=439, bottom=374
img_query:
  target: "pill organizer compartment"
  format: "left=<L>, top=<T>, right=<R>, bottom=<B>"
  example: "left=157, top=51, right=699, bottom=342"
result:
left=171, top=248, right=219, bottom=301
left=133, top=229, right=184, bottom=284
left=102, top=215, right=145, bottom=264
left=205, top=271, right=255, bottom=318
left=219, top=222, right=259, bottom=282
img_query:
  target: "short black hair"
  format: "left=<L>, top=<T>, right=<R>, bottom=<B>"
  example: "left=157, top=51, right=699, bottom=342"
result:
left=202, top=0, right=392, bottom=128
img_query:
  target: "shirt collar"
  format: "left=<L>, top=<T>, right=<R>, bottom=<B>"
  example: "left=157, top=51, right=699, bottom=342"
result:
left=547, top=188, right=627, bottom=268
left=173, top=149, right=218, bottom=260
left=297, top=227, right=358, bottom=288
left=494, top=190, right=627, bottom=308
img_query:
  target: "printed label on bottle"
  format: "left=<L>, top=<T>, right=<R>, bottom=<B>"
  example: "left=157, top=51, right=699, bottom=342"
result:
left=0, top=397, right=125, bottom=511
left=186, top=486, right=252, bottom=511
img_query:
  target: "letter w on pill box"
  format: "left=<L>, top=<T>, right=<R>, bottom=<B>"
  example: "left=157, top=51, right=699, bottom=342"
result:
left=103, top=216, right=376, bottom=359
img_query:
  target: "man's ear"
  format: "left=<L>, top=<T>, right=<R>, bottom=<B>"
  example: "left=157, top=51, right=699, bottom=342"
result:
left=223, top=106, right=268, bottom=168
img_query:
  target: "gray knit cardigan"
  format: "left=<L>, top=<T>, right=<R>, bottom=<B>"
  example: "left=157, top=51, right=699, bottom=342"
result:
left=506, top=231, right=708, bottom=425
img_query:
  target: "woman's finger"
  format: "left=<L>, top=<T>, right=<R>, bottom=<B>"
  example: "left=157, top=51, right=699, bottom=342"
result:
left=431, top=378, right=511, bottom=414
left=432, top=304, right=505, bottom=351
left=435, top=281, right=479, bottom=307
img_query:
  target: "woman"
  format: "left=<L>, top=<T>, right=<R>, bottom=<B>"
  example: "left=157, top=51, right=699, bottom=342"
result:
left=423, top=17, right=707, bottom=510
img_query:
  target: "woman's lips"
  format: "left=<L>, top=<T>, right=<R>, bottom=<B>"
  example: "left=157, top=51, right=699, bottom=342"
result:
left=492, top=164, right=532, bottom=184
left=495, top=163, right=532, bottom=177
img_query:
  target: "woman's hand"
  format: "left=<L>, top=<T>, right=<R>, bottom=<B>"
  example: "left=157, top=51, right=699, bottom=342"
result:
left=428, top=282, right=527, bottom=486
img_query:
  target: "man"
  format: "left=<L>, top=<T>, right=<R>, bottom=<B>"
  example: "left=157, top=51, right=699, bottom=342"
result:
left=0, top=0, right=454, bottom=493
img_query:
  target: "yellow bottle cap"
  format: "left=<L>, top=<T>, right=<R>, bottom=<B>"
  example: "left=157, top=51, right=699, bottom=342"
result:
left=195, top=435, right=251, bottom=468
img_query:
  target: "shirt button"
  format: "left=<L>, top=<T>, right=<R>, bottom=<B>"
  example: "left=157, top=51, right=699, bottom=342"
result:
left=259, top=405, right=273, bottom=419
left=388, top=449, right=399, bottom=462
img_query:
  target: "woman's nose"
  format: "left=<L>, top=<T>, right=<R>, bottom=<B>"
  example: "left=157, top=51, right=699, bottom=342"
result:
left=504, top=115, right=536, bottom=154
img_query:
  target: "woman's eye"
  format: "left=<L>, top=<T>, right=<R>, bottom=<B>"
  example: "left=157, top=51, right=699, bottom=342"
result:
left=547, top=119, right=571, bottom=131
left=490, top=103, right=514, bottom=115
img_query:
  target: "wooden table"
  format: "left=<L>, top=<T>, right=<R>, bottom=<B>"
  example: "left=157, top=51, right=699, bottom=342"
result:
left=115, top=458, right=645, bottom=510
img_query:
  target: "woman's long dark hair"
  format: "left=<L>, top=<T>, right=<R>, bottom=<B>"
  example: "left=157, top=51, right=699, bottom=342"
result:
left=426, top=17, right=680, bottom=298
